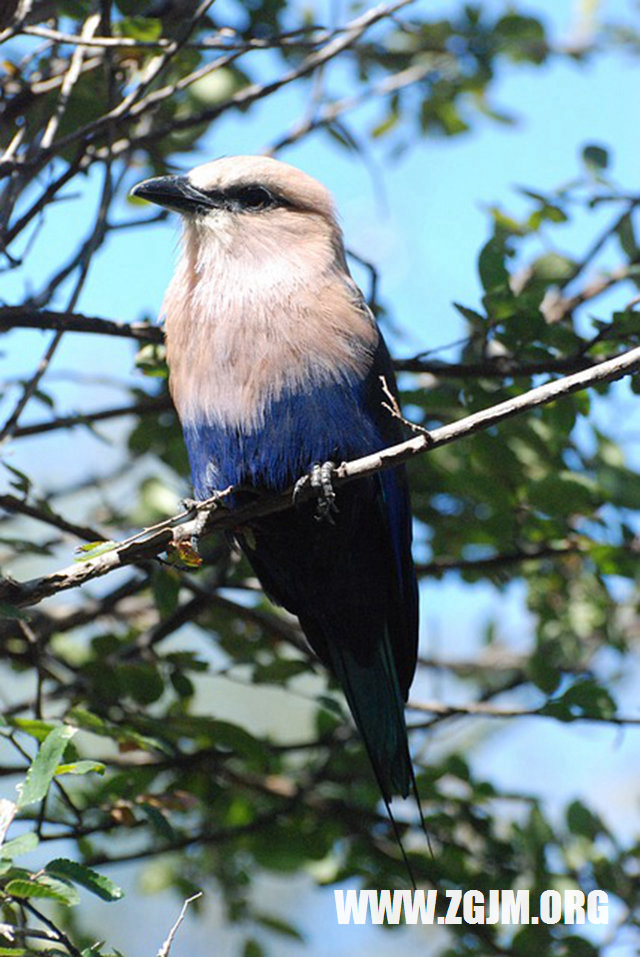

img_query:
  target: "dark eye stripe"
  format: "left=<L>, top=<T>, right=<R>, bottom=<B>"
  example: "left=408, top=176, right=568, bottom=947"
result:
left=199, top=183, right=296, bottom=213
left=231, top=185, right=274, bottom=210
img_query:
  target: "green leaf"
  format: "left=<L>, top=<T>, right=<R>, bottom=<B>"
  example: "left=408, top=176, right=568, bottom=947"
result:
left=74, top=541, right=118, bottom=562
left=478, top=237, right=511, bottom=293
left=252, top=658, right=308, bottom=685
left=188, top=68, right=248, bottom=107
left=453, top=302, right=487, bottom=327
left=615, top=212, right=639, bottom=260
left=371, top=109, right=399, bottom=139
left=6, top=875, right=80, bottom=906
left=559, top=679, right=617, bottom=720
left=152, top=566, right=181, bottom=618
left=135, top=343, right=168, bottom=378
left=0, top=832, right=39, bottom=860
left=208, top=721, right=268, bottom=770
left=0, top=603, right=29, bottom=621
left=3, top=463, right=31, bottom=496
left=45, top=859, right=124, bottom=902
left=116, top=16, right=162, bottom=41
left=17, top=725, right=77, bottom=807
left=254, top=912, right=304, bottom=941
left=494, top=14, right=547, bottom=63
left=169, top=670, right=194, bottom=698
left=528, top=471, right=599, bottom=516
left=243, top=940, right=265, bottom=957
left=9, top=718, right=57, bottom=742
left=527, top=648, right=562, bottom=695
left=55, top=760, right=106, bottom=777
left=120, top=662, right=165, bottom=705
left=563, top=935, right=599, bottom=957
left=582, top=144, right=609, bottom=173
left=596, top=462, right=640, bottom=510
left=139, top=803, right=176, bottom=841
left=528, top=252, right=576, bottom=284
left=67, top=707, right=171, bottom=754
left=566, top=800, right=603, bottom=839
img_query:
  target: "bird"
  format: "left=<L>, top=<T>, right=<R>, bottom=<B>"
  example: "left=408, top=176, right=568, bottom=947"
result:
left=132, top=156, right=419, bottom=807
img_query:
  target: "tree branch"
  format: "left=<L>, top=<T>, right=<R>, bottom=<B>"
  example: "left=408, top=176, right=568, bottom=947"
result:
left=156, top=894, right=202, bottom=957
left=394, top=351, right=602, bottom=377
left=408, top=699, right=640, bottom=726
left=0, top=307, right=162, bottom=342
left=2, top=342, right=639, bottom=609
left=11, top=394, right=171, bottom=438
left=415, top=540, right=585, bottom=577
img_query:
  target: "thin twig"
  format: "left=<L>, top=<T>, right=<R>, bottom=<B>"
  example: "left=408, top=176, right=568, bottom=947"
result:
left=408, top=698, right=640, bottom=726
left=0, top=307, right=162, bottom=341
left=379, top=374, right=430, bottom=436
left=39, top=13, right=101, bottom=150
left=16, top=901, right=83, bottom=957
left=156, top=893, right=203, bottom=957
left=21, top=22, right=335, bottom=50
left=268, top=59, right=438, bottom=153
left=0, top=329, right=65, bottom=446
left=415, top=540, right=588, bottom=576
left=10, top=394, right=171, bottom=438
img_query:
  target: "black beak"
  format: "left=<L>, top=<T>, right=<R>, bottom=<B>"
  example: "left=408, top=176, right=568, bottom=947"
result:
left=130, top=175, right=218, bottom=215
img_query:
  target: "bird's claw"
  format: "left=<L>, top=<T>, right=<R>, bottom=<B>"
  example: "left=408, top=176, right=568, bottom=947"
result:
left=178, top=498, right=204, bottom=540
left=181, top=494, right=227, bottom=540
left=293, top=461, right=338, bottom=523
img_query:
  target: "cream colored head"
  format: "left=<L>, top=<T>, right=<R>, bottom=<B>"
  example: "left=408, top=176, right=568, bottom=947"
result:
left=131, top=156, right=377, bottom=429
left=132, top=155, right=338, bottom=240
left=188, top=155, right=336, bottom=219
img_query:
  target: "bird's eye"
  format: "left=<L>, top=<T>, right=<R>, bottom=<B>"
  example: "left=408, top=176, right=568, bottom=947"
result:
left=235, top=185, right=274, bottom=210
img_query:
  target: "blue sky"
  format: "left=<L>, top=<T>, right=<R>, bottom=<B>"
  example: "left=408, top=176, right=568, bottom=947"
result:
left=2, top=1, right=640, bottom=954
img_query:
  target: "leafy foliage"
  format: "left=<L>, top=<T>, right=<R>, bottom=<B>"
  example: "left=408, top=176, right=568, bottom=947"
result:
left=0, top=2, right=639, bottom=956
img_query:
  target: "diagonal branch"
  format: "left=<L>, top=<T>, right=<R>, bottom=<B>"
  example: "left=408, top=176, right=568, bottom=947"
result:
left=1, top=341, right=639, bottom=609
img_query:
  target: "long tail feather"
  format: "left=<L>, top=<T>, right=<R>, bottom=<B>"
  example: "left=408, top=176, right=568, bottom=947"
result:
left=327, top=630, right=412, bottom=802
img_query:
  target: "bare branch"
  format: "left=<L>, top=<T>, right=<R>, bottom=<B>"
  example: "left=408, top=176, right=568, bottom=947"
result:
left=416, top=540, right=586, bottom=577
left=11, top=394, right=171, bottom=438
left=395, top=351, right=600, bottom=377
left=408, top=698, right=640, bottom=726
left=0, top=307, right=162, bottom=341
left=15, top=901, right=83, bottom=957
left=0, top=493, right=103, bottom=541
left=21, top=22, right=336, bottom=51
left=268, top=59, right=437, bottom=153
left=39, top=13, right=101, bottom=150
left=0, top=330, right=65, bottom=446
left=157, top=893, right=203, bottom=957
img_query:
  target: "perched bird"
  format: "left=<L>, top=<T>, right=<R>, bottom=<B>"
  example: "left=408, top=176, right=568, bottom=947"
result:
left=132, top=157, right=419, bottom=805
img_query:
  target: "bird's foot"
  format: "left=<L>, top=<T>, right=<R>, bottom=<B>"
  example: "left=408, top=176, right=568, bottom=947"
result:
left=180, top=497, right=209, bottom=539
left=293, top=461, right=338, bottom=524
left=181, top=487, right=232, bottom=539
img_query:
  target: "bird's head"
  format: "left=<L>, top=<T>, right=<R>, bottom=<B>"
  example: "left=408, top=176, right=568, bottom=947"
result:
left=131, top=156, right=340, bottom=253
